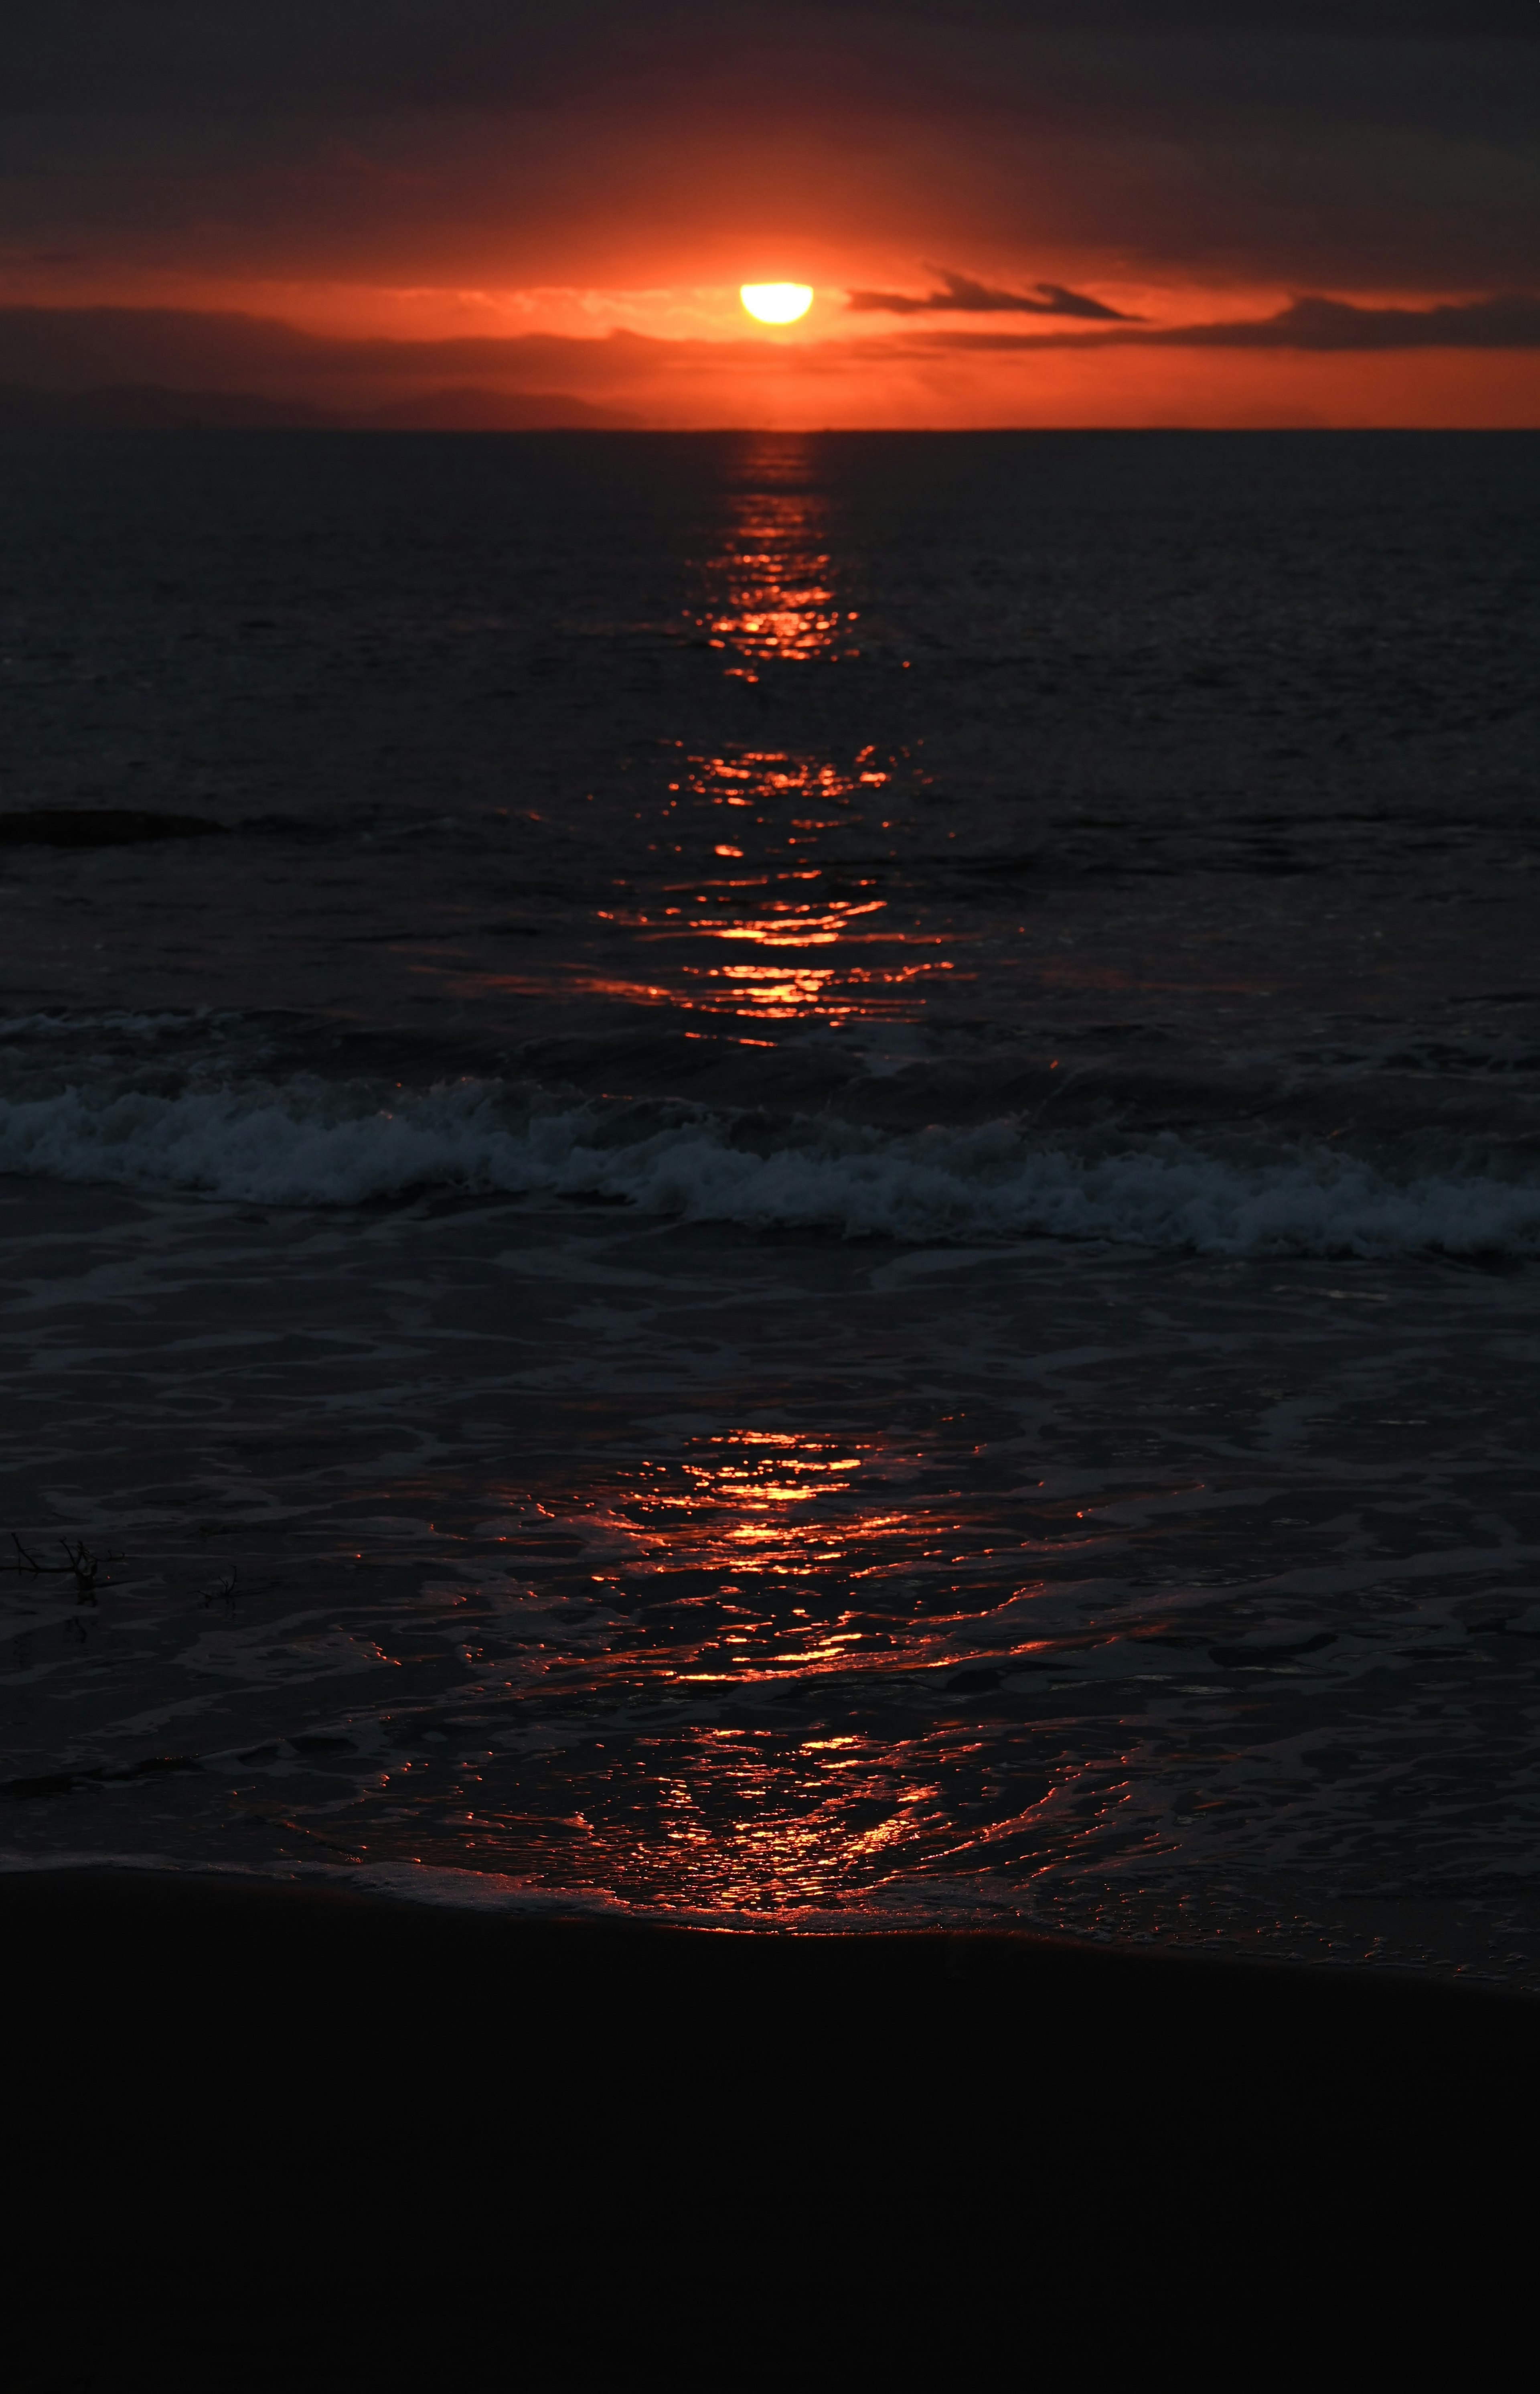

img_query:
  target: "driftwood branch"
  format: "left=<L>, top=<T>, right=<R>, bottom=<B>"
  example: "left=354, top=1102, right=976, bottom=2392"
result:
left=2, top=1534, right=122, bottom=1603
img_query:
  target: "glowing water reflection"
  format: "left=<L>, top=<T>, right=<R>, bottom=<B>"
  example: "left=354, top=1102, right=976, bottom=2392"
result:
left=688, top=750, right=891, bottom=835
left=437, top=442, right=976, bottom=1029
left=690, top=442, right=856, bottom=672
left=364, top=1425, right=1191, bottom=1914
left=586, top=748, right=959, bottom=1023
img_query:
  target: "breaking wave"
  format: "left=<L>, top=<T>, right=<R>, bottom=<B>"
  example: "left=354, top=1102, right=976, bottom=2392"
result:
left=0, top=1075, right=1537, bottom=1256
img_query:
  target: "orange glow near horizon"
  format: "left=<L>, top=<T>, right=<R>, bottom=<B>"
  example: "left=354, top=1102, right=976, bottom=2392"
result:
left=0, top=257, right=1535, bottom=425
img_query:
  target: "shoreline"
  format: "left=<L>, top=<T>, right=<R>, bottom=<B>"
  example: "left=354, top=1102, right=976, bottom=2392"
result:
left=7, top=1859, right=1530, bottom=2003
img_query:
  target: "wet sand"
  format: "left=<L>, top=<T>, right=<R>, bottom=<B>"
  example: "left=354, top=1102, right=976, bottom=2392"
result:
left=8, top=1866, right=1534, bottom=2388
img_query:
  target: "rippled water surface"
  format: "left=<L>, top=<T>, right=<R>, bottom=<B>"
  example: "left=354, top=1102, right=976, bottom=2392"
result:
left=1, top=430, right=1537, bottom=1981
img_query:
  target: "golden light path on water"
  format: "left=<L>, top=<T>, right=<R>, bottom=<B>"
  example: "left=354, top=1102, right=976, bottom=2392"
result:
left=701, top=485, right=853, bottom=670
left=392, top=507, right=1183, bottom=1917
left=381, top=1425, right=1173, bottom=1916
left=436, top=463, right=981, bottom=1031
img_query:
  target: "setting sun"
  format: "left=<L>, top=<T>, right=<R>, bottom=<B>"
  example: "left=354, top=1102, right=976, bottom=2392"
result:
left=740, top=283, right=814, bottom=325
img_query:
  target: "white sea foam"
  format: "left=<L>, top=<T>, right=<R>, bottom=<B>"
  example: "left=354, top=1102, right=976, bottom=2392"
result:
left=0, top=1076, right=1537, bottom=1255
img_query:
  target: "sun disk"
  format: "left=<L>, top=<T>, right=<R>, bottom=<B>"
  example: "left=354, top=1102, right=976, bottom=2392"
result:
left=740, top=283, right=814, bottom=325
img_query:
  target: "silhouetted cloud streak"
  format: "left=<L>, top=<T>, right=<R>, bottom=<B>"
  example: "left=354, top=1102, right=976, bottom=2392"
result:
left=847, top=270, right=1136, bottom=319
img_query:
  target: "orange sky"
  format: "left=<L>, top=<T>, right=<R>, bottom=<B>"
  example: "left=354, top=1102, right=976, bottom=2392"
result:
left=4, top=3, right=1538, bottom=426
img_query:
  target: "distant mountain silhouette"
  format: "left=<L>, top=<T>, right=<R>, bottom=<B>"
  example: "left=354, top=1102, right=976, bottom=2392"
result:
left=0, top=308, right=657, bottom=426
left=0, top=381, right=641, bottom=431
left=364, top=385, right=636, bottom=429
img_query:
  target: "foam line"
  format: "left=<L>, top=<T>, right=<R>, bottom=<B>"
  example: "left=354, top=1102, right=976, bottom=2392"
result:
left=0, top=1077, right=1536, bottom=1256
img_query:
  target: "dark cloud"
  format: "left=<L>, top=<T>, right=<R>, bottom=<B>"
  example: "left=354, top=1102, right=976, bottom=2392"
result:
left=3, top=5, right=1536, bottom=296
left=1163, top=293, right=1540, bottom=349
left=847, top=270, right=1135, bottom=319
left=922, top=293, right=1540, bottom=350
left=0, top=308, right=643, bottom=398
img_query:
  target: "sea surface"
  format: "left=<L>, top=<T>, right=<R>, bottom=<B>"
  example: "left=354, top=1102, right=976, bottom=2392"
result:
left=2, top=428, right=1538, bottom=1981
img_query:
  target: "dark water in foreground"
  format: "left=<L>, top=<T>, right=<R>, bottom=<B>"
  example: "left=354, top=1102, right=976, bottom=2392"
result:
left=2, top=431, right=1538, bottom=1980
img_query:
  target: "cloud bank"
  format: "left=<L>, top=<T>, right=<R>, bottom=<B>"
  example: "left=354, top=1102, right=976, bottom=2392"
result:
left=4, top=292, right=1534, bottom=409
left=933, top=293, right=1540, bottom=351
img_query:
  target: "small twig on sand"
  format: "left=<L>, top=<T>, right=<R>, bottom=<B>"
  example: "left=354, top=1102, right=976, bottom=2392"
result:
left=2, top=1534, right=123, bottom=1604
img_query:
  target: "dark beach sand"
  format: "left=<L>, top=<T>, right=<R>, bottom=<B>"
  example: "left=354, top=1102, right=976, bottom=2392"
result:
left=7, top=1869, right=1532, bottom=2387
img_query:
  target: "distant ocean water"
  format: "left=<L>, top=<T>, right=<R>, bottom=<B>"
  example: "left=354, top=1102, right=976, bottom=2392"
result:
left=2, top=430, right=1538, bottom=1980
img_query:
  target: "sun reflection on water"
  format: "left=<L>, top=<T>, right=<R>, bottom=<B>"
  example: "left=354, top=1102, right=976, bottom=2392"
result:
left=665, top=444, right=952, bottom=1022
left=410, top=1718, right=1060, bottom=1915
left=694, top=488, right=856, bottom=672
left=276, top=1418, right=1209, bottom=1917
left=587, top=768, right=960, bottom=1022
left=430, top=440, right=987, bottom=1034
left=551, top=1725, right=957, bottom=1912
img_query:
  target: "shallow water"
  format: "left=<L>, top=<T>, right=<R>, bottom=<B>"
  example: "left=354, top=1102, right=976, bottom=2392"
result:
left=2, top=430, right=1538, bottom=1980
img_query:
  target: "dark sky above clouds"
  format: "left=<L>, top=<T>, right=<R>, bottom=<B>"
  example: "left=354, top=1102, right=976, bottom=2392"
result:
left=3, top=3, right=1537, bottom=422
left=9, top=4, right=1536, bottom=110
left=5, top=0, right=1536, bottom=287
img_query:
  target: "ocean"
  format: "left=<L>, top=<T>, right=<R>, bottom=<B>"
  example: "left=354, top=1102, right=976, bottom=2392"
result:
left=2, top=426, right=1538, bottom=1981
